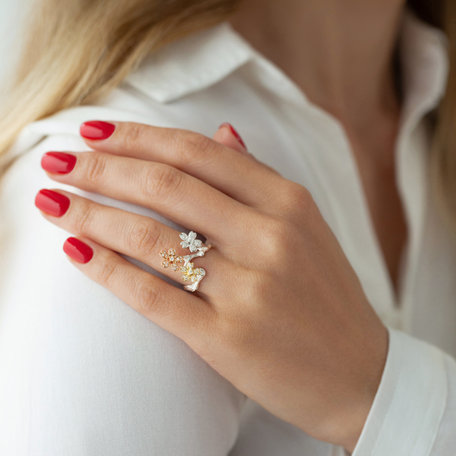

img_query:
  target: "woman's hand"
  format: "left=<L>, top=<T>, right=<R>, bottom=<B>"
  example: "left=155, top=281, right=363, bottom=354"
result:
left=35, top=120, right=388, bottom=452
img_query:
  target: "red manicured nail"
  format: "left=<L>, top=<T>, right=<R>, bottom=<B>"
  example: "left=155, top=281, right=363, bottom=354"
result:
left=80, top=120, right=116, bottom=140
left=34, top=189, right=70, bottom=217
left=41, top=152, right=77, bottom=174
left=63, top=237, right=93, bottom=264
left=219, top=122, right=246, bottom=149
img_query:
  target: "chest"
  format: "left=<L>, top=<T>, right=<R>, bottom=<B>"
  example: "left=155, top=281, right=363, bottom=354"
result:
left=359, top=160, right=408, bottom=301
left=349, top=133, right=408, bottom=303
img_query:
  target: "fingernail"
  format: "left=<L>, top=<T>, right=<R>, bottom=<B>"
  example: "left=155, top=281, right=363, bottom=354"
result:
left=219, top=122, right=246, bottom=149
left=41, top=152, right=77, bottom=174
left=63, top=237, right=93, bottom=264
left=34, top=189, right=70, bottom=217
left=80, top=120, right=116, bottom=140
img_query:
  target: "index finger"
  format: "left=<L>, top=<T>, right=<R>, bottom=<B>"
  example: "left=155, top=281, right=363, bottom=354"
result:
left=79, top=120, right=285, bottom=213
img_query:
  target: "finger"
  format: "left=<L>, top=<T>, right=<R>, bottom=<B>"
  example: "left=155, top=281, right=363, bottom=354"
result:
left=41, top=150, right=259, bottom=247
left=61, top=235, right=215, bottom=352
left=214, top=123, right=249, bottom=155
left=35, top=187, right=241, bottom=301
left=78, top=120, right=285, bottom=213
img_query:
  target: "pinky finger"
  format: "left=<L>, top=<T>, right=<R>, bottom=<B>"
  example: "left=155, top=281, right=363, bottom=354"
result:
left=62, top=236, right=215, bottom=349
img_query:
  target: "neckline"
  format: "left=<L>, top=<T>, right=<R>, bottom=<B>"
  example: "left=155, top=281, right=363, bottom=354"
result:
left=222, top=9, right=448, bottom=315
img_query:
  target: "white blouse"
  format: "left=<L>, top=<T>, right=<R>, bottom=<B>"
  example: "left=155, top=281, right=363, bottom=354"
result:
left=0, top=8, right=455, bottom=456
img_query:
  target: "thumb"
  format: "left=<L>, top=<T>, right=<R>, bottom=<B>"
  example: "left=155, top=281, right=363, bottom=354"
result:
left=213, top=122, right=248, bottom=155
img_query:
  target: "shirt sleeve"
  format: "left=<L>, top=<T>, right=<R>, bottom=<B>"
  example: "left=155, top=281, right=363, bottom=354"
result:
left=351, top=327, right=455, bottom=455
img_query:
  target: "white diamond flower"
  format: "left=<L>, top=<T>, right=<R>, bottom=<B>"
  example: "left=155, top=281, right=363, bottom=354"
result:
left=179, top=231, right=203, bottom=252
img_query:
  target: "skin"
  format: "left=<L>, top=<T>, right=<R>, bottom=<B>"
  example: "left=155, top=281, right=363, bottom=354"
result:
left=34, top=0, right=411, bottom=451
left=37, top=121, right=388, bottom=452
left=229, top=0, right=408, bottom=297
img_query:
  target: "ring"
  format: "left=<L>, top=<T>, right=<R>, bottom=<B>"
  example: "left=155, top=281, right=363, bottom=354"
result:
left=159, top=230, right=212, bottom=292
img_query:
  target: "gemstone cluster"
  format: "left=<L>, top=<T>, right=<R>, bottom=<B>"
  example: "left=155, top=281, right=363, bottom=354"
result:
left=159, top=230, right=211, bottom=292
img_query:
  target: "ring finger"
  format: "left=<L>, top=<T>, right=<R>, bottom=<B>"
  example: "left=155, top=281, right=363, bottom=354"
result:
left=34, top=188, right=241, bottom=301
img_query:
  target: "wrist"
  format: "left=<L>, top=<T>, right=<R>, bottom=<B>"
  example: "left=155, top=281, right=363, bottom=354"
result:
left=331, top=324, right=389, bottom=452
left=326, top=391, right=375, bottom=453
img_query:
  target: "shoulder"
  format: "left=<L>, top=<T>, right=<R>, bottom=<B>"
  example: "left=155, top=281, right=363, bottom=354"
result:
left=0, top=25, right=253, bottom=453
left=1, top=18, right=318, bottom=183
left=2, top=20, right=254, bottom=168
left=0, top=117, right=245, bottom=456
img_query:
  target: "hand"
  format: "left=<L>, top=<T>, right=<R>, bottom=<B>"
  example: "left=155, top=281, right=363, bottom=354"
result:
left=35, top=120, right=388, bottom=452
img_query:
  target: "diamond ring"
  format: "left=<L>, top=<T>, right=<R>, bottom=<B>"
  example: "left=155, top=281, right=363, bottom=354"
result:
left=159, top=230, right=212, bottom=292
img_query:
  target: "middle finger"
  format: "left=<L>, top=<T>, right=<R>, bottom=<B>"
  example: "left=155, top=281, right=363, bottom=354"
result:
left=80, top=121, right=285, bottom=213
left=42, top=151, right=260, bottom=247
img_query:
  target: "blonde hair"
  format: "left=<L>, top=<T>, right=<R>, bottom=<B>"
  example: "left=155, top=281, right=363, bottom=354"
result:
left=0, top=0, right=239, bottom=165
left=0, top=0, right=455, bottom=233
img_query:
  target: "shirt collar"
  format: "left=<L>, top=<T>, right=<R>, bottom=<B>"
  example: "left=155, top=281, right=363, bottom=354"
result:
left=398, top=8, right=449, bottom=124
left=124, top=8, right=449, bottom=113
left=123, top=22, right=254, bottom=103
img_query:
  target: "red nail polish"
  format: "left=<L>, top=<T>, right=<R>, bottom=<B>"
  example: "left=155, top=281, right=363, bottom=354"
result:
left=219, top=122, right=246, bottom=149
left=41, top=152, right=77, bottom=174
left=80, top=120, right=115, bottom=140
left=63, top=237, right=93, bottom=264
left=34, top=189, right=70, bottom=217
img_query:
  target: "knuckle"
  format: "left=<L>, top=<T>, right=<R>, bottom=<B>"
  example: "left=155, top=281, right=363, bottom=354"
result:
left=74, top=201, right=96, bottom=235
left=284, top=181, right=308, bottom=202
left=127, top=220, right=159, bottom=256
left=95, top=260, right=119, bottom=287
left=142, top=164, right=183, bottom=200
left=85, top=153, right=108, bottom=185
left=135, top=280, right=160, bottom=314
left=282, top=182, right=314, bottom=212
left=174, top=130, right=214, bottom=163
left=187, top=132, right=214, bottom=154
left=259, top=218, right=294, bottom=261
left=243, top=270, right=271, bottom=304
left=121, top=122, right=143, bottom=150
left=214, top=273, right=271, bottom=351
